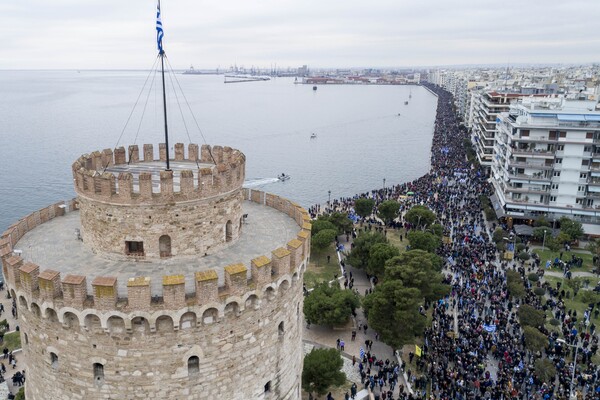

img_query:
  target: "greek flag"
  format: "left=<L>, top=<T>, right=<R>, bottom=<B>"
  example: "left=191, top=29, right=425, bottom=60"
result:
left=156, top=2, right=164, bottom=53
left=483, top=324, right=496, bottom=333
left=359, top=347, right=365, bottom=359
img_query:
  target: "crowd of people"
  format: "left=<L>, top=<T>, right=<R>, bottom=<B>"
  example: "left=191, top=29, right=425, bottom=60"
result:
left=313, top=83, right=600, bottom=399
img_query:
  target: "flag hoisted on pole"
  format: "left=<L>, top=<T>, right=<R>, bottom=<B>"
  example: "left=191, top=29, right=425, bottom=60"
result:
left=156, top=1, right=164, bottom=54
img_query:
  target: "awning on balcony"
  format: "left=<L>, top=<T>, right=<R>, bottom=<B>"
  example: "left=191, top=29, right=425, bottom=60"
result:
left=490, top=194, right=505, bottom=219
left=557, top=114, right=586, bottom=122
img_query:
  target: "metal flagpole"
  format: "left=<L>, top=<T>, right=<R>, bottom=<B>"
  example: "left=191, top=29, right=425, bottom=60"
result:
left=157, top=0, right=170, bottom=170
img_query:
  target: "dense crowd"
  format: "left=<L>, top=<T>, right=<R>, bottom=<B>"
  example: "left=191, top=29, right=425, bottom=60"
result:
left=313, top=83, right=600, bottom=399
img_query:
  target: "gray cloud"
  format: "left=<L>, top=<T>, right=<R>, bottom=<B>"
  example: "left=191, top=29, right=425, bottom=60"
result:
left=2, top=0, right=599, bottom=69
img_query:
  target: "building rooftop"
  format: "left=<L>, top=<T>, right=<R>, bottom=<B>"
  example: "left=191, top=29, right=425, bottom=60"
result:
left=14, top=200, right=300, bottom=296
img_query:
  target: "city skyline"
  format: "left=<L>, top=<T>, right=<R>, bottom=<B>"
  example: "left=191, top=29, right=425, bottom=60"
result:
left=3, top=0, right=600, bottom=70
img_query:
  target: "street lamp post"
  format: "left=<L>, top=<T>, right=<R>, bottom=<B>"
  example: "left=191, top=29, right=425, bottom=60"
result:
left=383, top=178, right=386, bottom=189
left=328, top=190, right=331, bottom=206
left=542, top=229, right=547, bottom=250
left=557, top=338, right=579, bottom=400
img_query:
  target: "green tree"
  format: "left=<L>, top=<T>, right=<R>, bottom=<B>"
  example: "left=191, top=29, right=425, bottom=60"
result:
left=311, top=219, right=338, bottom=236
left=506, top=270, right=526, bottom=299
left=327, top=212, right=353, bottom=234
left=429, top=223, right=444, bottom=237
left=405, top=206, right=436, bottom=229
left=555, top=231, right=572, bottom=246
left=304, top=282, right=360, bottom=326
left=15, top=388, right=25, bottom=400
left=385, top=250, right=448, bottom=301
left=354, top=198, right=376, bottom=219
left=534, top=358, right=557, bottom=384
left=534, top=216, right=551, bottom=227
left=345, top=232, right=388, bottom=269
left=302, top=348, right=346, bottom=397
left=532, top=227, right=549, bottom=242
left=311, top=229, right=338, bottom=252
left=363, top=281, right=425, bottom=349
left=367, top=243, right=400, bottom=277
left=586, top=238, right=600, bottom=268
left=517, top=304, right=545, bottom=328
left=559, top=216, right=584, bottom=241
left=523, top=326, right=548, bottom=352
left=377, top=200, right=400, bottom=224
left=545, top=236, right=560, bottom=252
left=407, top=230, right=441, bottom=253
left=492, top=228, right=506, bottom=244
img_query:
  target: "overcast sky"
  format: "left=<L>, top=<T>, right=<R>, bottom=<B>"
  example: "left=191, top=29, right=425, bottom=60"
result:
left=2, top=0, right=599, bottom=69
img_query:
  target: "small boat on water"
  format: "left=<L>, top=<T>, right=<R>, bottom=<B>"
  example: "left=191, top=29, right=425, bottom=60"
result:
left=310, top=133, right=317, bottom=139
left=278, top=173, right=290, bottom=181
left=313, top=86, right=317, bottom=91
left=404, top=100, right=409, bottom=105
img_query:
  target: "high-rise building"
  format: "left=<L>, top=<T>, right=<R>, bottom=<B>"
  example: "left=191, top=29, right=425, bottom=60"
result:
left=492, top=97, right=600, bottom=231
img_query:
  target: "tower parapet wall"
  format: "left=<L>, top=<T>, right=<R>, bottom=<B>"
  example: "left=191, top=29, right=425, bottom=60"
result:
left=71, top=143, right=246, bottom=205
left=2, top=189, right=310, bottom=316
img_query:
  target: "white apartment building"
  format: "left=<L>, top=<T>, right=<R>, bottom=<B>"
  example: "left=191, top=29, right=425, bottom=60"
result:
left=492, top=97, right=600, bottom=232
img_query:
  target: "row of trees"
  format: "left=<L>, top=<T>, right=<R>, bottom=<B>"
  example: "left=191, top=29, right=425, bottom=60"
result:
left=347, top=205, right=449, bottom=349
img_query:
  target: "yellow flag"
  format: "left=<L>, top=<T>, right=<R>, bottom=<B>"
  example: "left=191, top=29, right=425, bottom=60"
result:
left=415, top=345, right=422, bottom=357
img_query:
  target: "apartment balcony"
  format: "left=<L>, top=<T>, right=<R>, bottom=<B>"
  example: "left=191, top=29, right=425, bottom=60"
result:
left=510, top=149, right=555, bottom=159
left=505, top=186, right=550, bottom=195
left=513, top=136, right=557, bottom=143
left=508, top=160, right=554, bottom=170
left=508, top=172, right=552, bottom=183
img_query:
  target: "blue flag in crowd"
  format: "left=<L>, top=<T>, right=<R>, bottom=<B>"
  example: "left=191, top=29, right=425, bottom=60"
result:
left=483, top=324, right=496, bottom=333
left=359, top=347, right=365, bottom=359
left=156, top=2, right=164, bottom=53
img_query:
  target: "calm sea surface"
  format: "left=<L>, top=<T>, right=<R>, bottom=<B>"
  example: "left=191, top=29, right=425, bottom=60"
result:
left=0, top=70, right=437, bottom=232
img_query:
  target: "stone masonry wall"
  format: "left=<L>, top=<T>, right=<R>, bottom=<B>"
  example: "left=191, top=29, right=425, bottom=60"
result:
left=18, top=270, right=304, bottom=400
left=78, top=190, right=243, bottom=259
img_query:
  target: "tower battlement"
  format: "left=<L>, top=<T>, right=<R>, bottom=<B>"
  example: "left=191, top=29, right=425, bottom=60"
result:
left=72, top=143, right=246, bottom=204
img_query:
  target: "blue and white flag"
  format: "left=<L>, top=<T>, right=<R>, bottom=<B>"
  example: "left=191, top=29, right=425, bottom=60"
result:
left=359, top=347, right=365, bottom=359
left=156, top=2, right=164, bottom=53
left=483, top=324, right=496, bottom=333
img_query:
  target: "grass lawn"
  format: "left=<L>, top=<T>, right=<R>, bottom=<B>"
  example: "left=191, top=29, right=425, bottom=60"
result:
left=2, top=331, right=22, bottom=352
left=533, top=248, right=595, bottom=273
left=304, top=245, right=341, bottom=289
left=542, top=275, right=600, bottom=328
left=301, top=380, right=353, bottom=399
left=386, top=228, right=409, bottom=252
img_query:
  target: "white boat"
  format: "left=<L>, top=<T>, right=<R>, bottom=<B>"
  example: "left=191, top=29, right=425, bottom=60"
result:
left=278, top=174, right=291, bottom=181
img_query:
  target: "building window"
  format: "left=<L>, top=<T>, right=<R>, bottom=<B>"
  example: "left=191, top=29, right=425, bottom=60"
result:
left=520, top=129, right=530, bottom=137
left=559, top=131, right=566, bottom=138
left=586, top=132, right=593, bottom=139
left=555, top=158, right=562, bottom=164
left=551, top=184, right=558, bottom=190
left=584, top=146, right=592, bottom=152
left=93, top=363, right=104, bottom=385
left=580, top=173, right=588, bottom=179
left=557, top=145, right=564, bottom=151
left=550, top=196, right=557, bottom=202
left=582, top=160, right=589, bottom=166
left=576, top=198, right=584, bottom=205
left=188, top=356, right=199, bottom=376
left=225, top=220, right=233, bottom=242
left=578, top=186, right=586, bottom=192
left=50, top=352, right=58, bottom=369
left=278, top=321, right=284, bottom=337
left=553, top=171, right=561, bottom=177
left=125, top=241, right=144, bottom=256
left=264, top=381, right=272, bottom=393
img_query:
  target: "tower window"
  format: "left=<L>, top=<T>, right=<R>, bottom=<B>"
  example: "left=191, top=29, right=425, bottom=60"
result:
left=188, top=356, right=199, bottom=376
left=50, top=352, right=58, bottom=369
left=264, top=381, right=271, bottom=393
left=125, top=241, right=144, bottom=256
left=93, top=363, right=104, bottom=385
